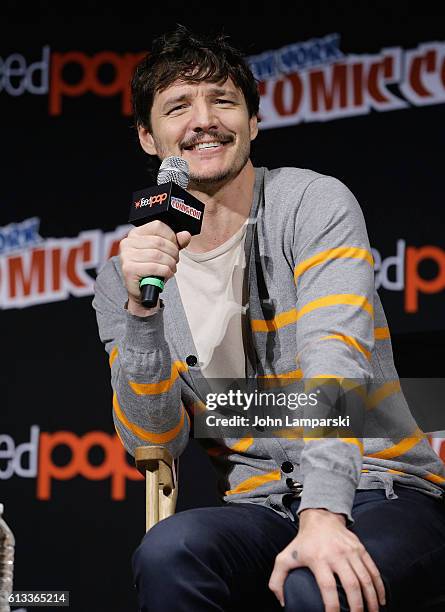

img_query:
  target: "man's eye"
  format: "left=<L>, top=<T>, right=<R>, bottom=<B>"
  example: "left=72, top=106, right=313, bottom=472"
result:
left=168, top=104, right=187, bottom=113
left=215, top=99, right=232, bottom=104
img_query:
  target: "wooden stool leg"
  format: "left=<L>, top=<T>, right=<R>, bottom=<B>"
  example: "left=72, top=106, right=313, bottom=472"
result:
left=146, top=469, right=160, bottom=531
left=135, top=447, right=178, bottom=532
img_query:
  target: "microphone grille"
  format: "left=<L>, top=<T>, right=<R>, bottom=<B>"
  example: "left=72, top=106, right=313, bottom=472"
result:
left=157, top=156, right=190, bottom=189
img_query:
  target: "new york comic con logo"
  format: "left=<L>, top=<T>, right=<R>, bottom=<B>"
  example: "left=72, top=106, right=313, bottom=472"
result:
left=170, top=196, right=202, bottom=220
left=1, top=36, right=445, bottom=127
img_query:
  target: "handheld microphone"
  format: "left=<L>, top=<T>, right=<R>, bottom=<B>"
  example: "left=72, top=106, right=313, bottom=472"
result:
left=129, top=157, right=205, bottom=308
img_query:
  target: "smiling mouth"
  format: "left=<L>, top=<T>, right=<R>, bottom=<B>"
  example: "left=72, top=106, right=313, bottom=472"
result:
left=183, top=140, right=231, bottom=151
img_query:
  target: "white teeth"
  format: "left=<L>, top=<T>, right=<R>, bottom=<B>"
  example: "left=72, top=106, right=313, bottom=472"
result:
left=193, top=142, right=222, bottom=150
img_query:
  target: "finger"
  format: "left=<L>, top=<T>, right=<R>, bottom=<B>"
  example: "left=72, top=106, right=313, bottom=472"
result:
left=126, top=248, right=178, bottom=269
left=176, top=230, right=192, bottom=250
left=126, top=261, right=176, bottom=281
left=334, top=561, right=363, bottom=612
left=268, top=551, right=298, bottom=607
left=361, top=550, right=386, bottom=607
left=123, top=235, right=179, bottom=258
left=131, top=220, right=177, bottom=242
left=312, top=564, right=340, bottom=612
left=348, top=556, right=379, bottom=612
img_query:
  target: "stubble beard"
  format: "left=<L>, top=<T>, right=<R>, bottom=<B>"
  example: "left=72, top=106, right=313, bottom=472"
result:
left=153, top=134, right=251, bottom=190
left=188, top=141, right=251, bottom=188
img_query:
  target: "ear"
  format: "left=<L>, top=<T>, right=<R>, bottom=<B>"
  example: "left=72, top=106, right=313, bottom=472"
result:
left=138, top=125, right=158, bottom=156
left=249, top=114, right=259, bottom=141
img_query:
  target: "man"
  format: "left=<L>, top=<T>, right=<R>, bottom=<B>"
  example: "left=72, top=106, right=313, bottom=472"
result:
left=93, top=25, right=445, bottom=611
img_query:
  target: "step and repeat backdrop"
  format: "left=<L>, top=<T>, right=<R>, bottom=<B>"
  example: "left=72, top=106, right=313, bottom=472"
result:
left=1, top=12, right=445, bottom=611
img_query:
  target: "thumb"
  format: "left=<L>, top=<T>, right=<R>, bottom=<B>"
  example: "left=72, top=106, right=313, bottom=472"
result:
left=176, top=231, right=192, bottom=250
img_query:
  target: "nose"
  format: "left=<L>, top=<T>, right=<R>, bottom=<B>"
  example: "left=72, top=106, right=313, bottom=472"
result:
left=189, top=99, right=219, bottom=133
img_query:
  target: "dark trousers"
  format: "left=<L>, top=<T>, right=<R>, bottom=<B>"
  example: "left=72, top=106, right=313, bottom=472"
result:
left=132, top=485, right=445, bottom=611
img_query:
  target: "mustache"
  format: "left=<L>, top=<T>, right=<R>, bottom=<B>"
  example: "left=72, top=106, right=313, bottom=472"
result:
left=181, top=131, right=234, bottom=149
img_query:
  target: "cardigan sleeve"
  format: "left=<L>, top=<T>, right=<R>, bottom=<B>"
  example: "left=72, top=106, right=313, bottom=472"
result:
left=291, top=176, right=374, bottom=523
left=92, top=258, right=190, bottom=459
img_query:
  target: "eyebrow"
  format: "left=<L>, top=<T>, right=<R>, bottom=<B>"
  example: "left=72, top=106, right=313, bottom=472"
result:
left=161, top=87, right=239, bottom=111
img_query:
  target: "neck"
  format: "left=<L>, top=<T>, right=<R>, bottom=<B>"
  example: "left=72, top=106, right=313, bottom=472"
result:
left=186, top=161, right=256, bottom=253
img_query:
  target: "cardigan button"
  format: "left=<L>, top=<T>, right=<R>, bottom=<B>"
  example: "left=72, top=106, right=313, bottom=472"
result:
left=186, top=355, right=198, bottom=367
left=286, top=478, right=302, bottom=489
left=281, top=461, right=294, bottom=474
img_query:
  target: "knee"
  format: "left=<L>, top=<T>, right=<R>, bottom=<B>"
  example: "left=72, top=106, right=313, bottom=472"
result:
left=284, top=567, right=325, bottom=612
left=132, top=510, right=217, bottom=580
left=133, top=518, right=175, bottom=578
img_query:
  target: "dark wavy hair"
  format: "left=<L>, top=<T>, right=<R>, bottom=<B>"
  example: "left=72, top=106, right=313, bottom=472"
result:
left=131, top=24, right=260, bottom=132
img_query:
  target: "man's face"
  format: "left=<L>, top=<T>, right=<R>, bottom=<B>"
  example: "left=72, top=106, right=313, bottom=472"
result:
left=138, top=77, right=258, bottom=187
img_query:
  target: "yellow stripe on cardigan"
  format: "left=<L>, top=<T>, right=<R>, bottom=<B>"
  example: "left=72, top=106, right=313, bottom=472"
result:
left=317, top=333, right=371, bottom=360
left=225, top=469, right=281, bottom=496
left=230, top=436, right=254, bottom=453
left=294, top=246, right=374, bottom=283
left=375, top=327, right=390, bottom=340
left=251, top=294, right=374, bottom=332
left=298, top=294, right=374, bottom=319
left=129, top=361, right=188, bottom=395
left=303, top=377, right=368, bottom=402
left=109, top=346, right=118, bottom=367
left=206, top=437, right=254, bottom=457
left=303, top=378, right=402, bottom=413
left=366, top=427, right=425, bottom=460
left=361, top=466, right=445, bottom=485
left=366, top=381, right=401, bottom=410
left=423, top=471, right=445, bottom=485
left=112, top=392, right=187, bottom=444
left=258, top=368, right=303, bottom=389
left=361, top=468, right=408, bottom=476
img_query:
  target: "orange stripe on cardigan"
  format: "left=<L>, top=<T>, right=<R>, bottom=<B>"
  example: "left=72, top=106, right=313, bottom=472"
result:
left=366, top=381, right=401, bottom=410
left=225, top=469, right=281, bottom=496
left=189, top=400, right=207, bottom=416
left=109, top=346, right=118, bottom=367
left=375, top=327, right=390, bottom=340
left=206, top=437, right=254, bottom=457
left=257, top=368, right=303, bottom=389
left=317, top=333, right=371, bottom=360
left=112, top=392, right=187, bottom=444
left=251, top=294, right=373, bottom=332
left=303, top=377, right=368, bottom=402
left=423, top=471, right=445, bottom=485
left=304, top=379, right=402, bottom=413
left=366, top=427, right=425, bottom=460
left=294, top=246, right=374, bottom=283
left=362, top=466, right=445, bottom=485
left=129, top=361, right=188, bottom=395
left=361, top=468, right=408, bottom=476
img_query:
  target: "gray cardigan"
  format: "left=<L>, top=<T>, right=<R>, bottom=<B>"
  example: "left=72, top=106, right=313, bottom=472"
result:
left=93, top=166, right=445, bottom=524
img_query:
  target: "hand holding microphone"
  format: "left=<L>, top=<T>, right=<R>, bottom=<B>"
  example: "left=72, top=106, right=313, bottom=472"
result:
left=120, top=219, right=191, bottom=316
left=120, top=157, right=205, bottom=314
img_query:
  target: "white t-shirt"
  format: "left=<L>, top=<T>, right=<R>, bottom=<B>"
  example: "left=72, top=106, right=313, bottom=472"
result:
left=175, top=221, right=248, bottom=380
